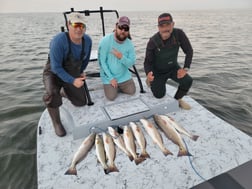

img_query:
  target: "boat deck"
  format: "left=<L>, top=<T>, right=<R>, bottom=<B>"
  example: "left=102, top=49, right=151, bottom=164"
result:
left=192, top=159, right=252, bottom=189
left=37, top=78, right=252, bottom=189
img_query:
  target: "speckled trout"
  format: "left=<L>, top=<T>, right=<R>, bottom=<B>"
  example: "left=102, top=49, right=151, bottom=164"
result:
left=153, top=114, right=192, bottom=157
left=140, top=119, right=173, bottom=156
left=95, top=134, right=109, bottom=174
left=108, top=126, right=134, bottom=161
left=165, top=114, right=199, bottom=141
left=102, top=132, right=119, bottom=173
left=123, top=125, right=146, bottom=165
left=140, top=118, right=173, bottom=156
left=129, top=122, right=150, bottom=159
left=65, top=132, right=95, bottom=175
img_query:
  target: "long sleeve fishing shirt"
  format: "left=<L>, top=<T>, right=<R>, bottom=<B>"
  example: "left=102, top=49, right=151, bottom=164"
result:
left=98, top=33, right=136, bottom=84
left=49, top=32, right=92, bottom=84
left=144, top=28, right=193, bottom=75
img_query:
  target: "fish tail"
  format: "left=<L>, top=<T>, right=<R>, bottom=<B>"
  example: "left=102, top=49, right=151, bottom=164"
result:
left=128, top=154, right=134, bottom=161
left=177, top=148, right=192, bottom=157
left=64, top=166, right=77, bottom=175
left=108, top=164, right=119, bottom=173
left=140, top=151, right=150, bottom=159
left=191, top=135, right=199, bottom=141
left=104, top=168, right=111, bottom=174
left=134, top=157, right=146, bottom=165
left=162, top=148, right=173, bottom=156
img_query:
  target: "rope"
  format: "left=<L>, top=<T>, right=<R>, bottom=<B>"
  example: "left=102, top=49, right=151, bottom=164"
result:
left=183, top=138, right=207, bottom=181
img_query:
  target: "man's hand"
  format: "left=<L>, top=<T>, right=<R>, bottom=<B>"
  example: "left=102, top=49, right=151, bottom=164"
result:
left=146, top=71, right=154, bottom=87
left=110, top=78, right=118, bottom=88
left=147, top=71, right=154, bottom=82
left=177, top=68, right=187, bottom=79
left=73, top=76, right=85, bottom=88
left=111, top=48, right=123, bottom=59
left=80, top=73, right=86, bottom=78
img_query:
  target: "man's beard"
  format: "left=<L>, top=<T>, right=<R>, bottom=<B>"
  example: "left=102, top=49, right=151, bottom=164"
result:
left=160, top=30, right=171, bottom=40
left=115, top=31, right=128, bottom=41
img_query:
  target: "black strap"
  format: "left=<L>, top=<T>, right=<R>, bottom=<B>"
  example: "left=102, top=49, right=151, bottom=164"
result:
left=151, top=29, right=179, bottom=49
left=65, top=32, right=85, bottom=60
left=80, top=37, right=85, bottom=60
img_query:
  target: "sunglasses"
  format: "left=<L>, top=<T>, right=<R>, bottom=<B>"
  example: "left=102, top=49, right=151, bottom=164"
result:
left=118, top=25, right=130, bottom=32
left=70, top=22, right=86, bottom=29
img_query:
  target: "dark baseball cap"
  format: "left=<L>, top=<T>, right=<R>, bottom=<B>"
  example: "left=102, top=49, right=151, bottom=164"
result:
left=117, top=16, right=130, bottom=27
left=158, top=13, right=173, bottom=25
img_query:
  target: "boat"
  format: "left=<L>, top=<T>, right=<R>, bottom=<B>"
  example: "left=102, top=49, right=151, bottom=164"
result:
left=37, top=7, right=252, bottom=189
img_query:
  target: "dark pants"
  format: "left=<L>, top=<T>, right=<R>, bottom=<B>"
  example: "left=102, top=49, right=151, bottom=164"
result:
left=43, top=71, right=87, bottom=108
left=151, top=66, right=193, bottom=99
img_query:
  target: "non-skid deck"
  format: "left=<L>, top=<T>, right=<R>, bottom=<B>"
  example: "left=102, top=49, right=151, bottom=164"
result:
left=37, top=78, right=252, bottom=189
left=192, top=159, right=252, bottom=189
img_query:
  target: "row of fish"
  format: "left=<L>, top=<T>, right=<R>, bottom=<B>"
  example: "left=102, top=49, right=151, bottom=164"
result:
left=65, top=114, right=199, bottom=175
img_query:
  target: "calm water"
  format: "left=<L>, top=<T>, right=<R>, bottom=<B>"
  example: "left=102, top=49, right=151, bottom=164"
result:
left=0, top=9, right=252, bottom=189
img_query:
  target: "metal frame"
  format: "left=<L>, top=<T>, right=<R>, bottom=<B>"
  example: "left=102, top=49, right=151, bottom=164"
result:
left=61, top=7, right=145, bottom=105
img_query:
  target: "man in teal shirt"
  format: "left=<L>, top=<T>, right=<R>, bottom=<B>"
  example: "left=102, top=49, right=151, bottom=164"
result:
left=98, top=16, right=136, bottom=100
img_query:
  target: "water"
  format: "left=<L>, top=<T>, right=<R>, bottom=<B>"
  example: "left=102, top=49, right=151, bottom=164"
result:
left=0, top=9, right=252, bottom=189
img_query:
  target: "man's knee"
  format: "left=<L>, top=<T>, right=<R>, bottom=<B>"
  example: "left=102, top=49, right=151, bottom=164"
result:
left=151, top=89, right=166, bottom=99
left=185, top=75, right=193, bottom=89
left=105, top=93, right=117, bottom=101
left=123, top=84, right=136, bottom=95
left=43, top=93, right=62, bottom=108
left=120, top=79, right=136, bottom=95
left=70, top=97, right=87, bottom=107
left=103, top=84, right=118, bottom=101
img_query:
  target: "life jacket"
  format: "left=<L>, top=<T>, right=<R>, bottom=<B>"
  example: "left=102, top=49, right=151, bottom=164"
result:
left=151, top=28, right=180, bottom=73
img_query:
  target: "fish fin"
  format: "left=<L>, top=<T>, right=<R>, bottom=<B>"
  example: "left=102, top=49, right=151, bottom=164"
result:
left=191, top=135, right=199, bottom=141
left=64, top=167, right=77, bottom=175
left=140, top=151, right=150, bottom=159
left=163, top=148, right=173, bottom=156
left=134, top=157, right=146, bottom=165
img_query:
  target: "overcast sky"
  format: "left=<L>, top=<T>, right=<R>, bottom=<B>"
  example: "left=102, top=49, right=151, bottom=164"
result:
left=0, top=0, right=251, bottom=13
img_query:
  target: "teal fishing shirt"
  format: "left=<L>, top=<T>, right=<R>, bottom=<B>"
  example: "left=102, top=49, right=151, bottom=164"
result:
left=98, top=33, right=136, bottom=84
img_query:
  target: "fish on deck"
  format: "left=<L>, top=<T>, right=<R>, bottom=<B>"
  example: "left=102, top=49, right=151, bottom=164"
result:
left=123, top=125, right=146, bottom=165
left=108, top=126, right=134, bottom=161
left=140, top=118, right=173, bottom=156
left=153, top=114, right=192, bottom=157
left=102, top=132, right=119, bottom=173
left=129, top=122, right=150, bottom=159
left=65, top=132, right=96, bottom=175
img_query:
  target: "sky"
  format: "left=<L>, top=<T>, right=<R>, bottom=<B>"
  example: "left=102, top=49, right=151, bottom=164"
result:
left=0, top=0, right=251, bottom=13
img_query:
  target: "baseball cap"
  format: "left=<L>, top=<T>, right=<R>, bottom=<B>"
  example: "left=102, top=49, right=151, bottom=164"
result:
left=117, top=16, right=130, bottom=27
left=158, top=13, right=173, bottom=25
left=68, top=12, right=86, bottom=24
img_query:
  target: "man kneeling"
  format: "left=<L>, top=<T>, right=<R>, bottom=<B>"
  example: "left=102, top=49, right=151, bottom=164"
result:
left=144, top=13, right=193, bottom=110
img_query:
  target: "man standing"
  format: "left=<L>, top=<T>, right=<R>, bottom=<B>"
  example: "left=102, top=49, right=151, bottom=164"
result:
left=98, top=16, right=136, bottom=101
left=43, top=12, right=92, bottom=136
left=144, top=13, right=193, bottom=110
